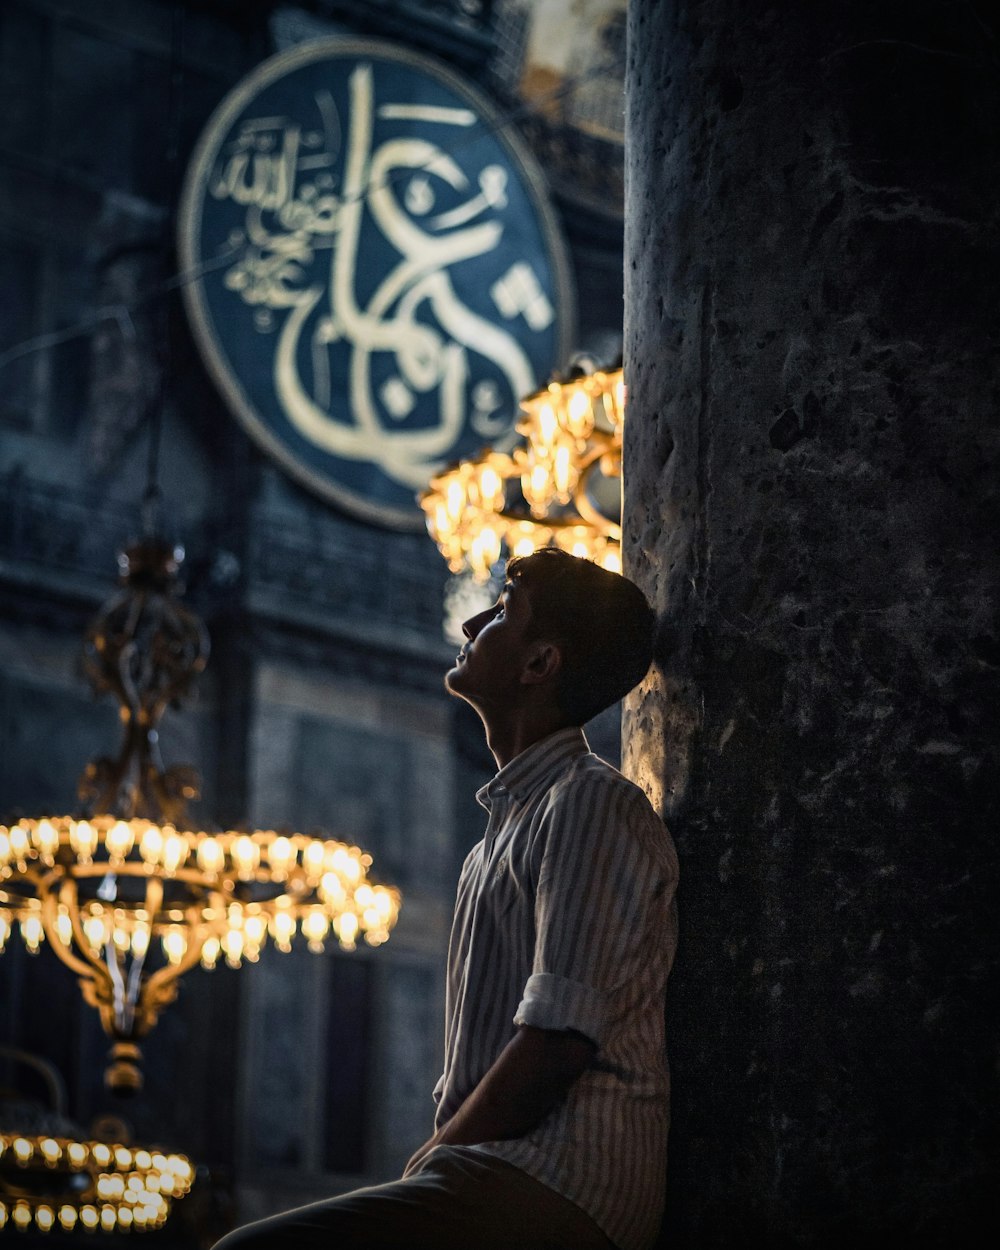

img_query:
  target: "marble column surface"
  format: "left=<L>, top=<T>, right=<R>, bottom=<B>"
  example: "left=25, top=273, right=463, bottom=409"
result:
left=624, top=1, right=999, bottom=1245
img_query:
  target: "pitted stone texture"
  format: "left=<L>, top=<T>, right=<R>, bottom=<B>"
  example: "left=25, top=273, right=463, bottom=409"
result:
left=624, top=1, right=999, bottom=1245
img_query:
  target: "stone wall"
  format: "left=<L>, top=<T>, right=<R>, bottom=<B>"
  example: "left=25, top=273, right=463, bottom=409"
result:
left=624, top=1, right=999, bottom=1244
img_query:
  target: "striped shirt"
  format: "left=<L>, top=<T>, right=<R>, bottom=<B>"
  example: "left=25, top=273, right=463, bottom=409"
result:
left=433, top=727, right=679, bottom=1250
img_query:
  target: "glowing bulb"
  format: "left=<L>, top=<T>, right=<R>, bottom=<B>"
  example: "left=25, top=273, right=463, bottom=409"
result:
left=101, top=1205, right=117, bottom=1231
left=139, top=825, right=164, bottom=866
left=538, top=402, right=558, bottom=445
left=432, top=501, right=451, bottom=539
left=9, top=824, right=30, bottom=861
left=13, top=1137, right=32, bottom=1163
left=36, top=1204, right=55, bottom=1231
left=478, top=464, right=503, bottom=509
left=200, top=935, right=221, bottom=969
left=269, top=907, right=296, bottom=952
left=337, top=911, right=359, bottom=950
left=527, top=463, right=550, bottom=512
left=12, top=1202, right=31, bottom=1231
left=301, top=907, right=328, bottom=953
left=319, top=872, right=345, bottom=906
left=566, top=387, right=594, bottom=438
left=553, top=443, right=574, bottom=497
left=21, top=914, right=43, bottom=953
left=243, top=911, right=267, bottom=959
left=55, top=906, right=73, bottom=946
left=196, top=835, right=225, bottom=874
left=131, top=923, right=151, bottom=958
left=83, top=913, right=107, bottom=953
left=59, top=1204, right=78, bottom=1230
left=446, top=477, right=465, bottom=523
left=613, top=378, right=626, bottom=420
left=0, top=911, right=11, bottom=952
left=161, top=831, right=188, bottom=873
left=67, top=1142, right=87, bottom=1167
left=168, top=1155, right=193, bottom=1184
left=601, top=546, right=623, bottom=574
left=91, top=1143, right=111, bottom=1167
left=70, top=819, right=98, bottom=861
left=34, top=818, right=60, bottom=860
left=224, top=927, right=244, bottom=968
left=162, top=928, right=187, bottom=965
left=232, top=835, right=259, bottom=879
left=267, top=836, right=294, bottom=878
left=302, top=839, right=325, bottom=881
left=373, top=887, right=396, bottom=920
left=106, top=820, right=135, bottom=861
left=0, top=831, right=9, bottom=868
left=40, top=1137, right=60, bottom=1165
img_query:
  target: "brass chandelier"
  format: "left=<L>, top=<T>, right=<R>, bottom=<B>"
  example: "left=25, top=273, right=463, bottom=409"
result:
left=420, top=363, right=626, bottom=581
left=0, top=538, right=399, bottom=1095
left=0, top=1130, right=194, bottom=1235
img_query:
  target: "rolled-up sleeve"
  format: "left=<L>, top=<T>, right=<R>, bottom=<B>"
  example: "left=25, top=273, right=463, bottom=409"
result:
left=513, top=777, right=664, bottom=1049
left=514, top=971, right=608, bottom=1039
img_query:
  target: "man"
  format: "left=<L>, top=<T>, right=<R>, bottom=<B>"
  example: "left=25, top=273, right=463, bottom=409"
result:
left=215, top=549, right=678, bottom=1250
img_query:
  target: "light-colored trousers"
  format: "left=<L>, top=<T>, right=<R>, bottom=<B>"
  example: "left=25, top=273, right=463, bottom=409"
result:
left=212, top=1145, right=616, bottom=1250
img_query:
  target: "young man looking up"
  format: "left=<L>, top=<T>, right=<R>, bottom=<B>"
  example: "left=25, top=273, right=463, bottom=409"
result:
left=214, top=549, right=678, bottom=1250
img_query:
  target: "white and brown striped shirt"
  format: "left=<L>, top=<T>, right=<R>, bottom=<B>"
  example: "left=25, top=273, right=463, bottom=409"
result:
left=433, top=727, right=679, bottom=1250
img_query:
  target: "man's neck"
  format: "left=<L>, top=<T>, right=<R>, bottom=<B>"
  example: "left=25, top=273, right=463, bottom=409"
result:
left=481, top=709, right=573, bottom=771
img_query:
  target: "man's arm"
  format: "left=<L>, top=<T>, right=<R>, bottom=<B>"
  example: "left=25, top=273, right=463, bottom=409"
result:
left=404, top=1024, right=594, bottom=1177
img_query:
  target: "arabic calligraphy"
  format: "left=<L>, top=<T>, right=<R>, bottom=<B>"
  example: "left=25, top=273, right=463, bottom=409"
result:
left=183, top=42, right=569, bottom=520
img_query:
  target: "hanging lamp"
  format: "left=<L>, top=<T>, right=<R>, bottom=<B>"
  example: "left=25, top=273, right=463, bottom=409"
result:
left=0, top=538, right=400, bottom=1095
left=420, top=361, right=625, bottom=580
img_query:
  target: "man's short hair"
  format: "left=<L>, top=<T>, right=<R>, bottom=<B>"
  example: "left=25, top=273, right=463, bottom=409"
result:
left=506, top=548, right=655, bottom=725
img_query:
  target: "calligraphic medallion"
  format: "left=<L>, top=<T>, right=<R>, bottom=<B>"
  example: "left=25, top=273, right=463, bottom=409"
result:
left=178, top=37, right=575, bottom=528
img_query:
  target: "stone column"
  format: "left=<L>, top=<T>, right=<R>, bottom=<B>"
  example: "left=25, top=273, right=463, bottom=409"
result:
left=623, top=2, right=999, bottom=1244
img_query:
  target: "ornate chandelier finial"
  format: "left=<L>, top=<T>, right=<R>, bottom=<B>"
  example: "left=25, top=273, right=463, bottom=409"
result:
left=78, top=539, right=208, bottom=825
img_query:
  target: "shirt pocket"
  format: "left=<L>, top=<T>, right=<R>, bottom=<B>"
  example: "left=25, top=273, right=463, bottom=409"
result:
left=483, top=850, right=525, bottom=920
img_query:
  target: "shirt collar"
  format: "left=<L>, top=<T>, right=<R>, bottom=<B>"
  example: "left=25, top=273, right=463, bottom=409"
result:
left=476, top=726, right=590, bottom=809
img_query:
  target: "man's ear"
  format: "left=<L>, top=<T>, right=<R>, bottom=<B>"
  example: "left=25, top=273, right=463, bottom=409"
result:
left=520, top=640, right=562, bottom=686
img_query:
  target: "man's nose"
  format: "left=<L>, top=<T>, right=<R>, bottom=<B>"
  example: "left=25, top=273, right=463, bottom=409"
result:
left=462, top=608, right=489, bottom=640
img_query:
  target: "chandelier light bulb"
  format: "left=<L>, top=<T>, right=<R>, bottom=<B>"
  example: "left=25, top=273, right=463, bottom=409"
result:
left=34, top=819, right=60, bottom=862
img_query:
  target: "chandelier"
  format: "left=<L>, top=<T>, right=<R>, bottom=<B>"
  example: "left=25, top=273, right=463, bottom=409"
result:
left=420, top=363, right=626, bottom=581
left=0, top=1130, right=193, bottom=1235
left=0, top=1047, right=194, bottom=1236
left=0, top=539, right=400, bottom=1095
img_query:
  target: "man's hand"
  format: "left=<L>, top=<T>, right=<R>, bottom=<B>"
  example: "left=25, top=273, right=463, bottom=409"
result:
left=403, top=1025, right=595, bottom=1177
left=403, top=1128, right=444, bottom=1178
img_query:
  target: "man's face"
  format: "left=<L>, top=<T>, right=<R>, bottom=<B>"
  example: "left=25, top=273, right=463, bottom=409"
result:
left=445, top=578, right=537, bottom=711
